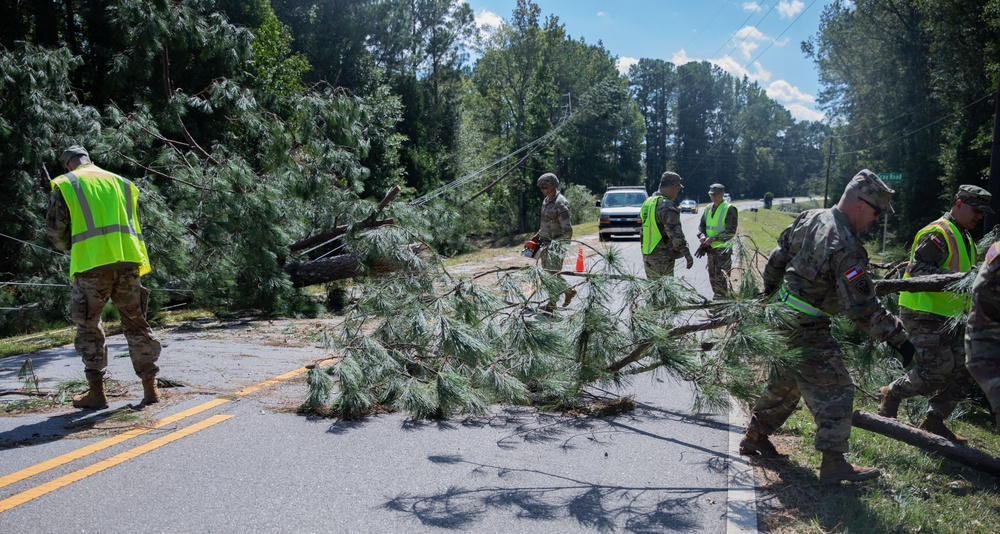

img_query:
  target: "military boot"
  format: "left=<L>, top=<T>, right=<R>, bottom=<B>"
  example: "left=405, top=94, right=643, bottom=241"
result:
left=141, top=378, right=160, bottom=404
left=877, top=385, right=901, bottom=419
left=918, top=414, right=967, bottom=444
left=562, top=288, right=578, bottom=307
left=738, top=429, right=784, bottom=458
left=72, top=380, right=108, bottom=409
left=819, top=452, right=880, bottom=483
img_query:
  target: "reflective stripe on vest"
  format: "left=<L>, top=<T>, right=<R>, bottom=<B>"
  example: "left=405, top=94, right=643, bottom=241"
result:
left=52, top=166, right=151, bottom=279
left=640, top=195, right=663, bottom=255
left=778, top=286, right=829, bottom=318
left=704, top=202, right=732, bottom=249
left=898, top=218, right=974, bottom=317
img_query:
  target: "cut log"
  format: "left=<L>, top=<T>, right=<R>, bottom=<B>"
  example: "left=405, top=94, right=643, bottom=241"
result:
left=284, top=243, right=425, bottom=287
left=873, top=272, right=966, bottom=296
left=852, top=410, right=1000, bottom=477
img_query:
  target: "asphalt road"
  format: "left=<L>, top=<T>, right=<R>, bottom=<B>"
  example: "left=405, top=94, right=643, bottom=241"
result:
left=0, top=211, right=758, bottom=533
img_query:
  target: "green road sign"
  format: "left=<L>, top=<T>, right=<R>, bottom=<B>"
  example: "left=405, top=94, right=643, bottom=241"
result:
left=877, top=172, right=903, bottom=182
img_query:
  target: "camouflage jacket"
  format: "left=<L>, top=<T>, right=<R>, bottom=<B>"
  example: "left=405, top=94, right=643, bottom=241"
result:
left=968, top=241, right=1000, bottom=337
left=697, top=202, right=739, bottom=246
left=45, top=189, right=72, bottom=252
left=907, top=211, right=976, bottom=276
left=763, top=207, right=906, bottom=345
left=644, top=193, right=689, bottom=259
left=538, top=192, right=572, bottom=242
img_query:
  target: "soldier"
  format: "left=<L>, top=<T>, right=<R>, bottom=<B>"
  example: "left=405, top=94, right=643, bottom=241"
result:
left=696, top=183, right=738, bottom=299
left=46, top=145, right=162, bottom=409
left=738, top=169, right=916, bottom=483
left=639, top=171, right=693, bottom=279
left=966, top=240, right=1000, bottom=433
left=531, top=172, right=576, bottom=309
left=879, top=185, right=993, bottom=443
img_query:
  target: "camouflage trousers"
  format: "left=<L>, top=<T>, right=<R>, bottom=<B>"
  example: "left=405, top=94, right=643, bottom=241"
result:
left=966, top=333, right=1000, bottom=417
left=643, top=252, right=676, bottom=280
left=537, top=240, right=567, bottom=273
left=748, top=322, right=854, bottom=453
left=889, top=308, right=974, bottom=418
left=706, top=249, right=732, bottom=299
left=71, top=267, right=161, bottom=382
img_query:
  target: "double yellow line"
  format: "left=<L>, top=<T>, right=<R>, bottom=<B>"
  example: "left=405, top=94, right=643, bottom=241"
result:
left=0, top=359, right=334, bottom=513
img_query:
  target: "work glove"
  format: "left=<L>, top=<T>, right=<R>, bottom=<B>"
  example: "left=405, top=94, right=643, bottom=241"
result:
left=694, top=245, right=707, bottom=259
left=684, top=252, right=694, bottom=270
left=891, top=340, right=916, bottom=368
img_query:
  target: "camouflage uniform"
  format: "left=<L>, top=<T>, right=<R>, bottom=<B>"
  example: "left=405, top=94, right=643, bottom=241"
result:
left=536, top=192, right=573, bottom=272
left=887, top=208, right=982, bottom=418
left=748, top=174, right=907, bottom=454
left=697, top=186, right=738, bottom=299
left=966, top=241, right=1000, bottom=424
left=46, top=157, right=161, bottom=384
left=641, top=194, right=690, bottom=279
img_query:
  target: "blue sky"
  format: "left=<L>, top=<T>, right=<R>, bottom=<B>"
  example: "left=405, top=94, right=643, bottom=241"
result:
left=463, top=0, right=830, bottom=122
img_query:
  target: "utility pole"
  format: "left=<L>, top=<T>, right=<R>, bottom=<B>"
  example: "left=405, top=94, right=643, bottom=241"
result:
left=986, top=85, right=1000, bottom=231
left=823, top=137, right=834, bottom=208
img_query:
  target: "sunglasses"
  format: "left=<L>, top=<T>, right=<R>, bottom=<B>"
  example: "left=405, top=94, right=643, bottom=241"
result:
left=859, top=197, right=883, bottom=217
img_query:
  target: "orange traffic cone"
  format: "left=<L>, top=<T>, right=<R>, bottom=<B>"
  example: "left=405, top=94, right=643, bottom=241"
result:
left=574, top=247, right=585, bottom=272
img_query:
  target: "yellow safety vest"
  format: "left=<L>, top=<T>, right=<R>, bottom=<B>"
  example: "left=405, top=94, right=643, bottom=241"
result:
left=640, top=195, right=663, bottom=254
left=51, top=164, right=151, bottom=279
left=898, top=218, right=974, bottom=317
left=704, top=202, right=732, bottom=250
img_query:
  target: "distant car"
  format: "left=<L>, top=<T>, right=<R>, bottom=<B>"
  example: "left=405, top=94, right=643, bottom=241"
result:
left=723, top=193, right=732, bottom=203
left=597, top=186, right=648, bottom=241
left=679, top=199, right=698, bottom=213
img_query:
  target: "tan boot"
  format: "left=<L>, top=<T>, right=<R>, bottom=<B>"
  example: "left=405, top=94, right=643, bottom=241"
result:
left=877, top=386, right=901, bottom=419
left=918, top=414, right=966, bottom=444
left=562, top=288, right=578, bottom=307
left=72, top=380, right=108, bottom=409
left=141, top=378, right=160, bottom=404
left=738, top=429, right=785, bottom=458
left=819, top=452, right=880, bottom=483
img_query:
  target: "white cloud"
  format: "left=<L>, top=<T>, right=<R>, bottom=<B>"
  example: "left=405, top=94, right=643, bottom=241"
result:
left=734, top=26, right=768, bottom=41
left=784, top=103, right=824, bottom=122
left=766, top=80, right=814, bottom=104
left=778, top=0, right=805, bottom=19
left=742, top=2, right=760, bottom=11
left=617, top=56, right=639, bottom=75
left=597, top=11, right=608, bottom=18
left=474, top=9, right=503, bottom=29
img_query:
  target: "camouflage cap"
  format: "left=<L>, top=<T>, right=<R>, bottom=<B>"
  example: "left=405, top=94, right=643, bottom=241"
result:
left=708, top=183, right=725, bottom=195
left=660, top=171, right=682, bottom=188
left=956, top=184, right=994, bottom=214
left=58, top=145, right=89, bottom=167
left=848, top=169, right=895, bottom=214
left=536, top=172, right=559, bottom=188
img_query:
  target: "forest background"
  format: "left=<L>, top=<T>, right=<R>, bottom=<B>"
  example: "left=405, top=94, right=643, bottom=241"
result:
left=1, top=0, right=999, bottom=337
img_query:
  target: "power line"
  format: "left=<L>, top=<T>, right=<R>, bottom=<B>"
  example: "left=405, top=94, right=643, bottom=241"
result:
left=0, top=232, right=68, bottom=257
left=836, top=91, right=996, bottom=156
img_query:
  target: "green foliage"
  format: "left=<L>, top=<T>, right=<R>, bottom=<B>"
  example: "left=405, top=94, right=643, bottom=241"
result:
left=763, top=192, right=774, bottom=209
left=559, top=184, right=599, bottom=225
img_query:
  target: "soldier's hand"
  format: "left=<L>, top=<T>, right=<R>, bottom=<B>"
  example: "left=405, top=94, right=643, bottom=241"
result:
left=891, top=340, right=916, bottom=368
left=685, top=253, right=694, bottom=269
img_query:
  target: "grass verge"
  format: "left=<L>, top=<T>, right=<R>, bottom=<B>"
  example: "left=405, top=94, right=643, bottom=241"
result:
left=755, top=394, right=1000, bottom=533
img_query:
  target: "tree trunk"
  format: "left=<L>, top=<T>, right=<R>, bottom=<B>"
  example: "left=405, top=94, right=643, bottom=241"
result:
left=852, top=411, right=1000, bottom=477
left=874, top=272, right=965, bottom=296
left=284, top=244, right=425, bottom=287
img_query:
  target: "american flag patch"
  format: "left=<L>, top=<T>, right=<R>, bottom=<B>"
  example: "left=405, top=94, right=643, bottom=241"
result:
left=844, top=266, right=865, bottom=281
left=988, top=242, right=1000, bottom=265
left=930, top=234, right=946, bottom=249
